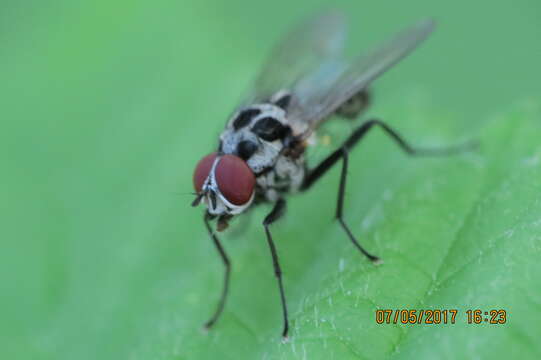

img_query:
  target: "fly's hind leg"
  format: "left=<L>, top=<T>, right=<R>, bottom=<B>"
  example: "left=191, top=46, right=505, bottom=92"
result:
left=301, top=118, right=476, bottom=263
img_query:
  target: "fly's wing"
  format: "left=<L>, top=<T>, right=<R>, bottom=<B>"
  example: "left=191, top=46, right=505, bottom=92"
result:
left=288, top=19, right=436, bottom=138
left=242, top=11, right=347, bottom=105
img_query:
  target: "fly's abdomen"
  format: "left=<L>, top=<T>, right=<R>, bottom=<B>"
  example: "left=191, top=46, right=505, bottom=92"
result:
left=335, top=89, right=371, bottom=119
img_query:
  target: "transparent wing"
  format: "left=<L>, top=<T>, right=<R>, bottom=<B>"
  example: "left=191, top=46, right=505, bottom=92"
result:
left=242, top=11, right=347, bottom=105
left=288, top=19, right=436, bottom=137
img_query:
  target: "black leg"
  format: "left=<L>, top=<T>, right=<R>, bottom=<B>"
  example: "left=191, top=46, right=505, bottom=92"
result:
left=301, top=118, right=475, bottom=262
left=336, top=150, right=381, bottom=263
left=302, top=118, right=475, bottom=191
left=203, top=212, right=231, bottom=330
left=262, top=199, right=289, bottom=339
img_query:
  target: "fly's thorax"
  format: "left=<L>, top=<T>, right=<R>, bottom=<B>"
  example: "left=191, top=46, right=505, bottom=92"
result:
left=256, top=154, right=305, bottom=202
left=219, top=103, right=291, bottom=173
left=220, top=127, right=281, bottom=174
left=217, top=97, right=307, bottom=203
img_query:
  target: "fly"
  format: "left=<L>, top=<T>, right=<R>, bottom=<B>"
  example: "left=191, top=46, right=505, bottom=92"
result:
left=191, top=11, right=474, bottom=339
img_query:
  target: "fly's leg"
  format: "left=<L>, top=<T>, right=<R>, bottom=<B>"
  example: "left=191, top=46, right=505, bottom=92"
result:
left=262, top=198, right=290, bottom=339
left=335, top=149, right=381, bottom=262
left=203, top=212, right=231, bottom=330
left=301, top=118, right=476, bottom=262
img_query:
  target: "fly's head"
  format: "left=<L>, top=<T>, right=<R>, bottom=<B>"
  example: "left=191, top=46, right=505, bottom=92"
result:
left=192, top=152, right=256, bottom=225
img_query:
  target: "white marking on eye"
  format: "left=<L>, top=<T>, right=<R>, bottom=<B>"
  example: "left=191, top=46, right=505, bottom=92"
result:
left=201, top=155, right=255, bottom=216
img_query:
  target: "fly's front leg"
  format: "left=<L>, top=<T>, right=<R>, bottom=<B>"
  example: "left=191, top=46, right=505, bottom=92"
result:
left=301, top=118, right=475, bottom=263
left=203, top=212, right=231, bottom=330
left=262, top=198, right=290, bottom=339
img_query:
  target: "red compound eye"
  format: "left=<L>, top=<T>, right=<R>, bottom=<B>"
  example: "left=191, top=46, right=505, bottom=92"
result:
left=193, top=152, right=217, bottom=192
left=215, top=154, right=255, bottom=205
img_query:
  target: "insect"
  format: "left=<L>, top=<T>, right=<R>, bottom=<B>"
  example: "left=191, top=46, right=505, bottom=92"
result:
left=192, top=12, right=472, bottom=339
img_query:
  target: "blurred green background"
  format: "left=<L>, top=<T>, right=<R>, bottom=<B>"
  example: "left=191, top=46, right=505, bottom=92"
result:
left=2, top=0, right=541, bottom=359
